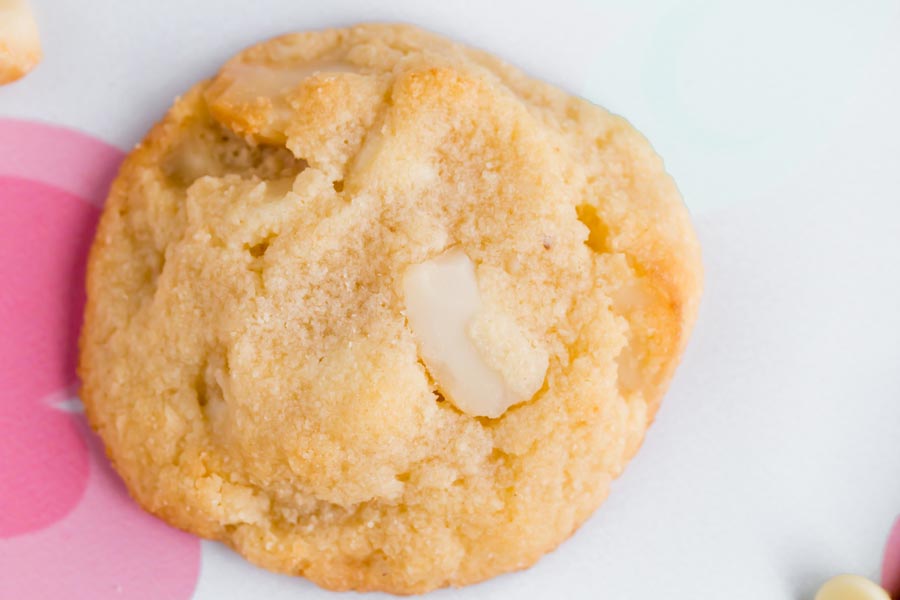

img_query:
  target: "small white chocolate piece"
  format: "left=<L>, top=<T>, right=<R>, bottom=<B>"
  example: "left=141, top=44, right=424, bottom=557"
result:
left=815, top=575, right=890, bottom=600
left=0, top=0, right=42, bottom=85
left=221, top=62, right=355, bottom=104
left=206, top=61, right=357, bottom=142
left=403, top=249, right=547, bottom=418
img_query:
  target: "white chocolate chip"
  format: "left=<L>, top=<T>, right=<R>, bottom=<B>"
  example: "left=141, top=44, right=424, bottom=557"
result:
left=402, top=249, right=548, bottom=418
left=207, top=61, right=358, bottom=142
left=0, top=0, right=42, bottom=85
left=221, top=61, right=356, bottom=105
left=815, top=575, right=890, bottom=600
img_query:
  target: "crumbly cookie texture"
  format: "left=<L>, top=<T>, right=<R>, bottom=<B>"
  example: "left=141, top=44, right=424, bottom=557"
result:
left=80, top=24, right=702, bottom=594
left=0, top=0, right=41, bottom=85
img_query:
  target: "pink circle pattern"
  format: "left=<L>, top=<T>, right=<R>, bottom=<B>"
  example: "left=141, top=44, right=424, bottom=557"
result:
left=0, top=120, right=200, bottom=599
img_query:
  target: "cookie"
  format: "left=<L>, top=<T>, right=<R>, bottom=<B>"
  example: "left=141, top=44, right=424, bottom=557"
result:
left=80, top=24, right=702, bottom=594
left=0, top=0, right=41, bottom=85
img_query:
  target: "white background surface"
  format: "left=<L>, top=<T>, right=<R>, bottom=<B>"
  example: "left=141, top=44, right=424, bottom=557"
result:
left=3, top=1, right=899, bottom=598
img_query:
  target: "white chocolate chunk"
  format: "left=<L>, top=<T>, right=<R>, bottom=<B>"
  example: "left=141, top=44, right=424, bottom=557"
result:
left=0, top=0, right=42, bottom=85
left=221, top=62, right=357, bottom=104
left=207, top=61, right=357, bottom=142
left=403, top=249, right=547, bottom=418
left=815, top=575, right=890, bottom=600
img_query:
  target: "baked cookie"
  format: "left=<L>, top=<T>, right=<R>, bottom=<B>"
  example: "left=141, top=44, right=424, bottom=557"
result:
left=80, top=24, right=702, bottom=594
left=0, top=0, right=41, bottom=85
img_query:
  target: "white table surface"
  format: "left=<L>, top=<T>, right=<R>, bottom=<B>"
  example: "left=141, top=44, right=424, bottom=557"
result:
left=2, top=1, right=899, bottom=598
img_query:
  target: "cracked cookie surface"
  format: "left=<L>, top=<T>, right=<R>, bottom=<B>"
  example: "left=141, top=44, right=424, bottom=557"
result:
left=79, top=24, right=702, bottom=594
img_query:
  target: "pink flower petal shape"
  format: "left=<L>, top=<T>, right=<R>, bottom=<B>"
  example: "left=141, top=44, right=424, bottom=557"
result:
left=0, top=421, right=201, bottom=599
left=0, top=119, right=122, bottom=205
left=0, top=120, right=201, bottom=596
left=0, top=176, right=96, bottom=536
left=882, top=515, right=900, bottom=597
left=0, top=118, right=123, bottom=537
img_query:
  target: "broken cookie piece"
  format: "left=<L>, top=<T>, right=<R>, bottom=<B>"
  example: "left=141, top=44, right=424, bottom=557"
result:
left=0, top=0, right=41, bottom=85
